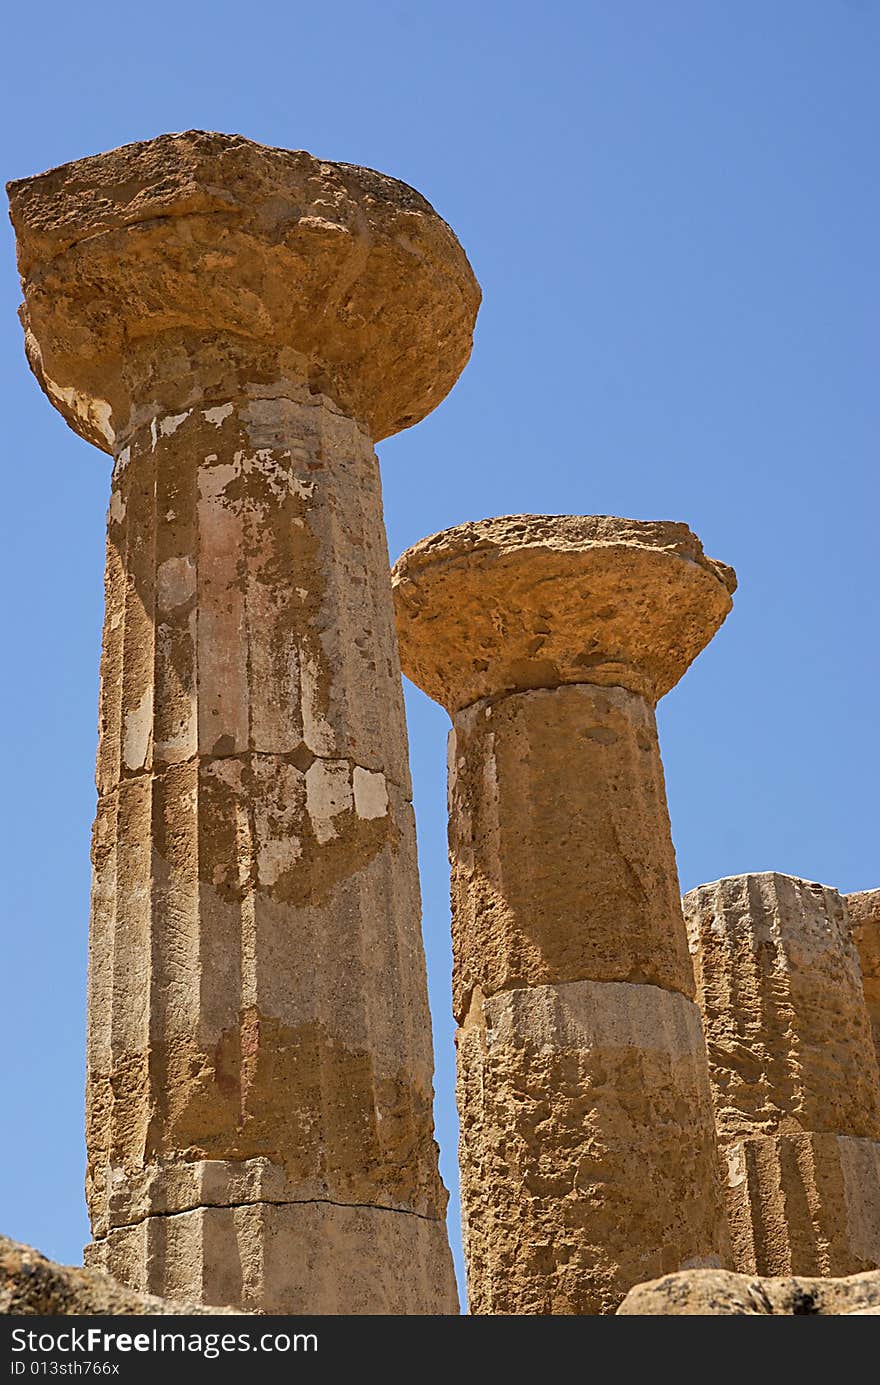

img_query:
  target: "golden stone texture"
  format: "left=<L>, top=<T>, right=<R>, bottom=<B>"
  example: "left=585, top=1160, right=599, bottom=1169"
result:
left=1, top=1235, right=240, bottom=1316
left=845, top=889, right=880, bottom=1064
left=7, top=129, right=480, bottom=447
left=393, top=514, right=736, bottom=1313
left=618, top=1262, right=880, bottom=1315
left=684, top=873, right=880, bottom=1277
left=8, top=131, right=480, bottom=1314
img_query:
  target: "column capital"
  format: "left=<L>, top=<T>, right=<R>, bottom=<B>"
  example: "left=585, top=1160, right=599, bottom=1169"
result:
left=393, top=513, right=736, bottom=711
left=7, top=129, right=480, bottom=450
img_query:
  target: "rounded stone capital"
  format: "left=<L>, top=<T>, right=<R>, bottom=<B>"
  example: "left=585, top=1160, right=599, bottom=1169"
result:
left=392, top=514, right=736, bottom=711
left=7, top=130, right=480, bottom=450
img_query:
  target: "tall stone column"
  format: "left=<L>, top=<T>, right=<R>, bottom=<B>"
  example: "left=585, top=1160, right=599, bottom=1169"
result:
left=845, top=890, right=880, bottom=1065
left=392, top=515, right=736, bottom=1314
left=684, top=873, right=880, bottom=1277
left=8, top=131, right=480, bottom=1314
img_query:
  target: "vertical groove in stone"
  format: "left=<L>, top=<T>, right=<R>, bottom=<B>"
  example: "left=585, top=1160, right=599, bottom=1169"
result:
left=685, top=872, right=880, bottom=1276
left=724, top=1133, right=880, bottom=1277
left=845, top=890, right=880, bottom=1066
left=85, top=390, right=456, bottom=1313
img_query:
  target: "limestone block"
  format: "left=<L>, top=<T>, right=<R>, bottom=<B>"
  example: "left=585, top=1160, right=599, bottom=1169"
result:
left=457, top=979, right=728, bottom=1315
left=95, top=396, right=414, bottom=793
left=448, top=683, right=694, bottom=1020
left=86, top=1204, right=457, bottom=1316
left=722, top=1132, right=880, bottom=1277
left=0, top=1235, right=239, bottom=1315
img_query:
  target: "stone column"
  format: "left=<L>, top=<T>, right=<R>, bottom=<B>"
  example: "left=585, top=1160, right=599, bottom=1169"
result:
left=8, top=131, right=480, bottom=1314
left=392, top=515, right=736, bottom=1314
left=845, top=890, right=880, bottom=1065
left=684, top=873, right=880, bottom=1277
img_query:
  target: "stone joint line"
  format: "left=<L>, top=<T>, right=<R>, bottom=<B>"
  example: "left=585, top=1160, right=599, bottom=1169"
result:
left=457, top=676, right=652, bottom=717
left=112, top=389, right=373, bottom=460
left=99, top=749, right=413, bottom=803
left=92, top=1195, right=446, bottom=1238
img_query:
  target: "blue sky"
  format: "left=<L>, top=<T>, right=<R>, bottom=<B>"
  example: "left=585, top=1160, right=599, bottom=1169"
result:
left=1, top=2, right=877, bottom=1300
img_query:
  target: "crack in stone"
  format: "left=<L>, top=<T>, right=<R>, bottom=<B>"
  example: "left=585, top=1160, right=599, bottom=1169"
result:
left=93, top=1194, right=445, bottom=1240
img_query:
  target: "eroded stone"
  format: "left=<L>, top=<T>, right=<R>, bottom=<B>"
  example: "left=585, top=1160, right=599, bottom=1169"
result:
left=684, top=873, right=880, bottom=1276
left=86, top=1204, right=457, bottom=1316
left=7, top=130, right=480, bottom=446
left=845, top=889, right=880, bottom=1064
left=618, top=1263, right=880, bottom=1315
left=448, top=683, right=694, bottom=1020
left=9, top=133, right=475, bottom=1314
left=394, top=514, right=735, bottom=1314
left=458, top=981, right=728, bottom=1314
left=392, top=514, right=735, bottom=711
left=0, top=1235, right=239, bottom=1315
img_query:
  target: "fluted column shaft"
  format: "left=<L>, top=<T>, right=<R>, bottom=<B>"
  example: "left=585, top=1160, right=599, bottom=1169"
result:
left=83, top=379, right=457, bottom=1312
left=685, top=873, right=880, bottom=1278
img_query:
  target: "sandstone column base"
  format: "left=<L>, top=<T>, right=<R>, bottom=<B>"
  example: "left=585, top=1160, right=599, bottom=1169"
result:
left=457, top=978, right=728, bottom=1314
left=86, top=1203, right=458, bottom=1315
left=723, top=1133, right=880, bottom=1277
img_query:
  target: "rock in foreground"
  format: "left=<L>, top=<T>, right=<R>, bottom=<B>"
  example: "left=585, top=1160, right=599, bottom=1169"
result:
left=618, top=1265, right=880, bottom=1315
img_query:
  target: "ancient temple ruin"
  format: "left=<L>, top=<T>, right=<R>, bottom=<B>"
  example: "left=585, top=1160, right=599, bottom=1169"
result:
left=5, top=131, right=880, bottom=1316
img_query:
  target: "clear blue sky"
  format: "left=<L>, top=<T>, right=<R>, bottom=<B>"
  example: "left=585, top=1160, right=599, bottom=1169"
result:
left=1, top=2, right=877, bottom=1301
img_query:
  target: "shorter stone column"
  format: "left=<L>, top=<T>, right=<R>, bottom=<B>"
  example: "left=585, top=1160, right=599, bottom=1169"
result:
left=393, top=515, right=736, bottom=1314
left=684, top=872, right=880, bottom=1277
left=846, top=890, right=880, bottom=1064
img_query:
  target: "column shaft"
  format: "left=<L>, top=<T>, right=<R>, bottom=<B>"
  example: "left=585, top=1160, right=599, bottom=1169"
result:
left=451, top=683, right=728, bottom=1313
left=685, top=872, right=880, bottom=1277
left=85, top=384, right=456, bottom=1312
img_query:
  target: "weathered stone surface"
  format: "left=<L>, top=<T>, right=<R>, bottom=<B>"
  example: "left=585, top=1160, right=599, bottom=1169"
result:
left=448, top=683, right=694, bottom=1021
left=9, top=133, right=474, bottom=1314
left=722, top=1132, right=880, bottom=1277
left=7, top=130, right=480, bottom=447
left=846, top=889, right=880, bottom=1063
left=684, top=873, right=880, bottom=1276
left=0, top=1235, right=238, bottom=1315
left=394, top=515, right=735, bottom=1313
left=458, top=981, right=727, bottom=1315
left=86, top=1203, right=457, bottom=1316
left=618, top=1263, right=880, bottom=1315
left=392, top=514, right=735, bottom=711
